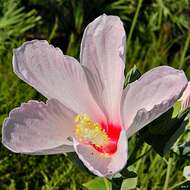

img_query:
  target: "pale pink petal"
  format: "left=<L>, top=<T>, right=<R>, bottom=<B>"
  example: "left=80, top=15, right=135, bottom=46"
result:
left=13, top=40, right=105, bottom=120
left=2, top=99, right=76, bottom=154
left=122, top=66, right=187, bottom=137
left=179, top=81, right=190, bottom=110
left=80, top=14, right=126, bottom=124
left=73, top=129, right=127, bottom=177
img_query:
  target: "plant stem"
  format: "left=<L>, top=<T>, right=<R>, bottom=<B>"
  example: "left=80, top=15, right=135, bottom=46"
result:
left=127, top=0, right=143, bottom=47
left=163, top=157, right=173, bottom=190
left=104, top=178, right=111, bottom=190
left=179, top=31, right=190, bottom=69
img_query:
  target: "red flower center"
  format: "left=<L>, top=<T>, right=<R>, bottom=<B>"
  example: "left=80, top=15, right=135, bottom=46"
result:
left=75, top=114, right=121, bottom=155
left=92, top=123, right=121, bottom=154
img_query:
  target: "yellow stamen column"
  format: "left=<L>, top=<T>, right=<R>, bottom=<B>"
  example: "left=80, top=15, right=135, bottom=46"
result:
left=74, top=114, right=109, bottom=147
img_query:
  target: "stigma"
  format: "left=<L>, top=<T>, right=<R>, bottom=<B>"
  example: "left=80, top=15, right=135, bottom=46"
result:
left=74, top=114, right=109, bottom=147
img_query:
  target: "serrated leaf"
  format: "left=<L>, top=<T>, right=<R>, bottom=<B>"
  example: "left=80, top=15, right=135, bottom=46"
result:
left=83, top=177, right=111, bottom=190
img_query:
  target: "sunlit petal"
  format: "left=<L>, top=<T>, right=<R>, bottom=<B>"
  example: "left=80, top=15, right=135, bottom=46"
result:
left=2, top=99, right=75, bottom=154
left=13, top=40, right=105, bottom=120
left=122, top=66, right=187, bottom=137
left=81, top=14, right=126, bottom=124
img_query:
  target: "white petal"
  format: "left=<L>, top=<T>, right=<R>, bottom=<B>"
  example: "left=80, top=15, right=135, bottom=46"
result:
left=13, top=40, right=105, bottom=119
left=73, top=129, right=128, bottom=177
left=80, top=14, right=126, bottom=123
left=179, top=81, right=190, bottom=110
left=2, top=99, right=75, bottom=154
left=122, top=66, right=187, bottom=137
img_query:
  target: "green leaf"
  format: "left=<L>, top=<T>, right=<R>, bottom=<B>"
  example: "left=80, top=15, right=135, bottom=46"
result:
left=139, top=107, right=189, bottom=156
left=83, top=177, right=112, bottom=190
left=125, top=65, right=141, bottom=86
left=172, top=101, right=182, bottom=118
left=120, top=177, right=138, bottom=190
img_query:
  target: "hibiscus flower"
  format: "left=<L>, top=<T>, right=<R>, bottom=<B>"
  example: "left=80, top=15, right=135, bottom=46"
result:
left=2, top=14, right=187, bottom=176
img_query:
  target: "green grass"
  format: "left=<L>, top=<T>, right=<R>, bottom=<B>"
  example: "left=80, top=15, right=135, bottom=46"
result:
left=1, top=0, right=190, bottom=189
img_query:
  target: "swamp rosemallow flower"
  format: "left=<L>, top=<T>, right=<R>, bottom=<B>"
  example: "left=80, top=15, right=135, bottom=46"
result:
left=2, top=14, right=188, bottom=176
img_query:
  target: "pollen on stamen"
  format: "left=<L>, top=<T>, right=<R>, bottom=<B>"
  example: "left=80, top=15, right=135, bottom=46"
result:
left=74, top=114, right=109, bottom=147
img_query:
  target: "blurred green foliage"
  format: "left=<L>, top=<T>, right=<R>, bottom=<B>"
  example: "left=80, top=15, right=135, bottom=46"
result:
left=1, top=0, right=190, bottom=189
